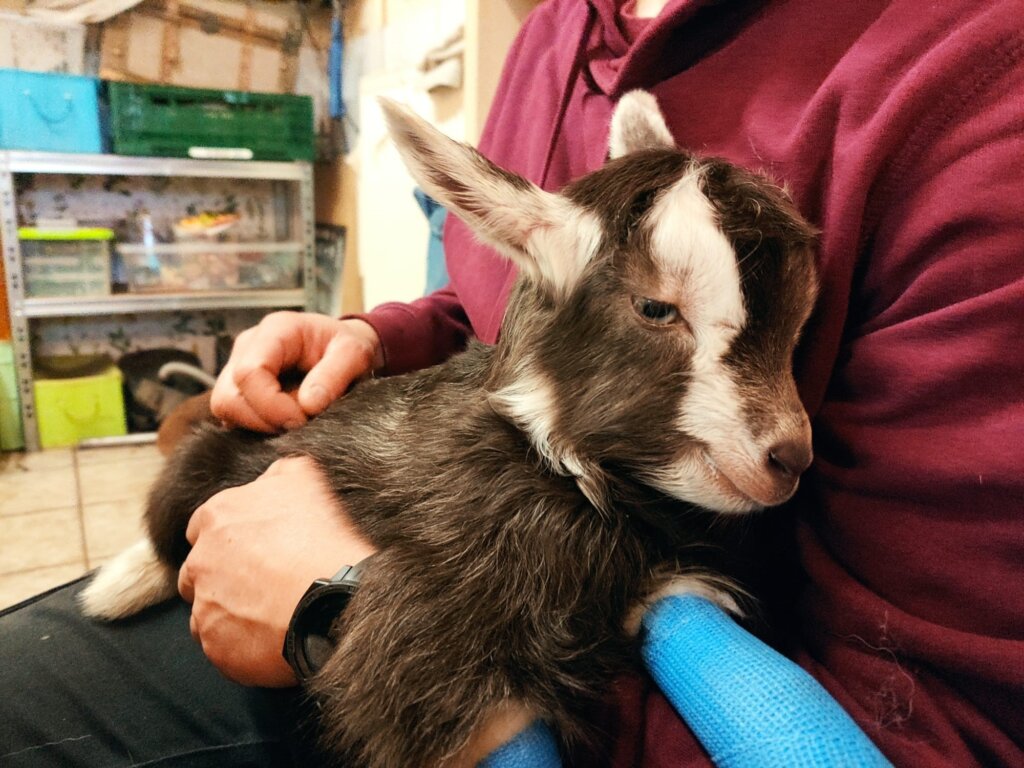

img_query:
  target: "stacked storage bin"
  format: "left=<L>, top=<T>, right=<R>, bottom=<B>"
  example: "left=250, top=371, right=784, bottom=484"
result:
left=19, top=227, right=113, bottom=298
left=107, top=82, right=314, bottom=161
left=0, top=68, right=103, bottom=153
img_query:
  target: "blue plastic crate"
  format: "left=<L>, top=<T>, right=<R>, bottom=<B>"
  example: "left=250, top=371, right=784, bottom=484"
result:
left=0, top=69, right=103, bottom=153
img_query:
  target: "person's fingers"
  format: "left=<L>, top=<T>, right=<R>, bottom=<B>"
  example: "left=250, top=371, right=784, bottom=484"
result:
left=185, top=503, right=205, bottom=546
left=211, top=313, right=377, bottom=429
left=178, top=560, right=195, bottom=604
left=261, top=457, right=292, bottom=478
left=221, top=392, right=282, bottom=433
left=210, top=368, right=281, bottom=433
left=297, top=333, right=376, bottom=415
left=232, top=363, right=307, bottom=430
left=221, top=315, right=312, bottom=429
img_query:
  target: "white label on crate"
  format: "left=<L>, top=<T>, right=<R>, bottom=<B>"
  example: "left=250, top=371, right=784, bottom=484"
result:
left=187, top=147, right=254, bottom=160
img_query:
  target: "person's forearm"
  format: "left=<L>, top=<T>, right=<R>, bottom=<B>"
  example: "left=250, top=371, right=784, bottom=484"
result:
left=348, top=285, right=473, bottom=375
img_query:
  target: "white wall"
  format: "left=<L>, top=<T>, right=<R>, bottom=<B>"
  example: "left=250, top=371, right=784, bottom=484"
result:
left=347, top=0, right=464, bottom=310
left=356, top=76, right=463, bottom=309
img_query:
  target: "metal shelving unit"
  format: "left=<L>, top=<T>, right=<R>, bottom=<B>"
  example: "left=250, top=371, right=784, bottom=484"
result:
left=0, top=150, right=316, bottom=451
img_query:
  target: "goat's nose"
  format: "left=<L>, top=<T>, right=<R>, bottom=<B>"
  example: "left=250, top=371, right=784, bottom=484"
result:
left=767, top=439, right=813, bottom=479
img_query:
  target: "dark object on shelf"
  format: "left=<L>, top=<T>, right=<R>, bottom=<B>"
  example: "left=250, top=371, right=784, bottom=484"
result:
left=107, top=82, right=314, bottom=162
left=118, top=348, right=211, bottom=433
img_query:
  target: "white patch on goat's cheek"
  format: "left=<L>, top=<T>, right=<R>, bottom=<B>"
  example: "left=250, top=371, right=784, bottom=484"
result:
left=489, top=365, right=585, bottom=478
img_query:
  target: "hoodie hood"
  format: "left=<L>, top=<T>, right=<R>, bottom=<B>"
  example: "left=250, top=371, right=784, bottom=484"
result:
left=584, top=0, right=768, bottom=95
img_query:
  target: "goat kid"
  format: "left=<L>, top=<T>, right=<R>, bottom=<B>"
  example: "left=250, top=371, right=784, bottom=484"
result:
left=82, top=91, right=818, bottom=767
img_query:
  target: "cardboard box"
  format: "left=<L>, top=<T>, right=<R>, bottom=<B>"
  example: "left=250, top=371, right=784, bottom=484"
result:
left=100, top=0, right=302, bottom=93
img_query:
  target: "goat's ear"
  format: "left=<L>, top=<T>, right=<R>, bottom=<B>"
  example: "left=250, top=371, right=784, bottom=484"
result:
left=609, top=90, right=676, bottom=158
left=380, top=98, right=599, bottom=296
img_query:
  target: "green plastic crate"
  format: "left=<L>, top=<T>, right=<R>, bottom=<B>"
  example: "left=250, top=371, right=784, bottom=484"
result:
left=108, top=82, right=314, bottom=162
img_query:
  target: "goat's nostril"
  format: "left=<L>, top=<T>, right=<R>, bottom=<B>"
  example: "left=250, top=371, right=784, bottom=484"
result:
left=767, top=440, right=813, bottom=478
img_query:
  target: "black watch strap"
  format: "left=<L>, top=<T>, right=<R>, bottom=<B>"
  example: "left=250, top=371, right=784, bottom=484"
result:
left=283, top=561, right=367, bottom=681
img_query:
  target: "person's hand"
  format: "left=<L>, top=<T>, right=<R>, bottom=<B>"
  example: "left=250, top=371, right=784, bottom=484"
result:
left=211, top=312, right=384, bottom=433
left=177, top=455, right=377, bottom=687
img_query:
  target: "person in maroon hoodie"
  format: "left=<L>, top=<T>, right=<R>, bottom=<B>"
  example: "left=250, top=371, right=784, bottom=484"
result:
left=1, top=0, right=1020, bottom=766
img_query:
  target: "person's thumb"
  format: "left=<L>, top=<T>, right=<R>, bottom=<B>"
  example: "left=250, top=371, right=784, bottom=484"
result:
left=297, top=332, right=377, bottom=416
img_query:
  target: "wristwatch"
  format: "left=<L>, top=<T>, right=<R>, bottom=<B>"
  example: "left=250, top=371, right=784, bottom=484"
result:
left=282, top=560, right=369, bottom=681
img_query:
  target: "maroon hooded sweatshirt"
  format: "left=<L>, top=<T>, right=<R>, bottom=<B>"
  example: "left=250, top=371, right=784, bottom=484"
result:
left=358, top=0, right=1024, bottom=765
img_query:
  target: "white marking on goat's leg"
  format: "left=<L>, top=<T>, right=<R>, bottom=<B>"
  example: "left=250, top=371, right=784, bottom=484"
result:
left=624, top=573, right=744, bottom=636
left=447, top=702, right=537, bottom=768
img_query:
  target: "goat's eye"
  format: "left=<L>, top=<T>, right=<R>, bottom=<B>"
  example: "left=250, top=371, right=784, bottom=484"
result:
left=633, top=297, right=681, bottom=325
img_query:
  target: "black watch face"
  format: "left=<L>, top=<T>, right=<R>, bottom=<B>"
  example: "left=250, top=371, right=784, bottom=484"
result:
left=291, top=587, right=355, bottom=679
left=301, top=629, right=337, bottom=675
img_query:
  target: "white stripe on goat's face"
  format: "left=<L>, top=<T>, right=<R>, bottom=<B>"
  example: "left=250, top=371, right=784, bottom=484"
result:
left=636, top=171, right=759, bottom=511
left=647, top=172, right=746, bottom=355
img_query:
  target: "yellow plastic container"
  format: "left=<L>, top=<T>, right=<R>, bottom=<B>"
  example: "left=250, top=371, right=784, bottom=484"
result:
left=33, top=355, right=127, bottom=448
left=0, top=342, right=24, bottom=451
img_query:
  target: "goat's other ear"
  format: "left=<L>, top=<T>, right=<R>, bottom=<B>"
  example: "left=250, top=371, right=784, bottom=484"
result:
left=609, top=90, right=676, bottom=159
left=380, top=98, right=598, bottom=296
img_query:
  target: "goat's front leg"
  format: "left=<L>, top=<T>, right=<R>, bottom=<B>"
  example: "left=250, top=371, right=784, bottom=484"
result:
left=308, top=552, right=530, bottom=768
left=624, top=572, right=744, bottom=636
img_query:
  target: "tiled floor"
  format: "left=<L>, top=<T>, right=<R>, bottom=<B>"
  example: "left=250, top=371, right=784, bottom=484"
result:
left=0, top=443, right=165, bottom=610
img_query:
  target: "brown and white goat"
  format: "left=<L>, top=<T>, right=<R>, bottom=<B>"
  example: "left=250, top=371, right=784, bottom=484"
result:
left=82, top=91, right=818, bottom=767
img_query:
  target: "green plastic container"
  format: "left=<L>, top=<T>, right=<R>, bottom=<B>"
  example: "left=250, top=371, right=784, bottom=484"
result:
left=33, top=355, right=127, bottom=448
left=0, top=342, right=24, bottom=451
left=108, top=82, right=314, bottom=162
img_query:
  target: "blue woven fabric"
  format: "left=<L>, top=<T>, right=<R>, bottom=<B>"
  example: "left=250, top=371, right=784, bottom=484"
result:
left=641, top=595, right=893, bottom=768
left=478, top=720, right=562, bottom=768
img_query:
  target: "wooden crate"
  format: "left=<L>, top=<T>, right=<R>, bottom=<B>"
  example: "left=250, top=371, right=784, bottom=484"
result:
left=100, top=0, right=302, bottom=94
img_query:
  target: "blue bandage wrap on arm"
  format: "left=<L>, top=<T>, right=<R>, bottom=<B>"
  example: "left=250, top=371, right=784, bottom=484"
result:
left=478, top=720, right=562, bottom=768
left=642, top=595, right=893, bottom=768
left=479, top=595, right=892, bottom=768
